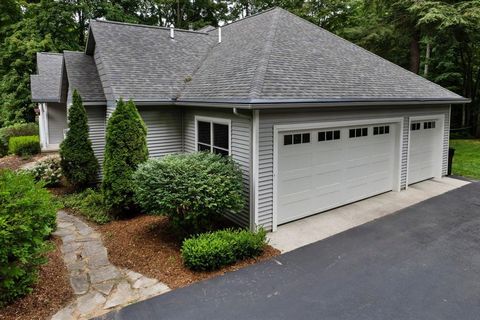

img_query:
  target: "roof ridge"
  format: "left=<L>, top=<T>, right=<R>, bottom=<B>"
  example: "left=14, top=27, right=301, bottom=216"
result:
left=248, top=8, right=280, bottom=99
left=91, top=19, right=209, bottom=35
left=278, top=8, right=462, bottom=98
left=211, top=6, right=279, bottom=32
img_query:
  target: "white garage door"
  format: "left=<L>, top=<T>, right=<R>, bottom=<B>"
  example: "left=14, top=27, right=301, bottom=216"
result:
left=277, top=123, right=398, bottom=225
left=408, top=119, right=442, bottom=184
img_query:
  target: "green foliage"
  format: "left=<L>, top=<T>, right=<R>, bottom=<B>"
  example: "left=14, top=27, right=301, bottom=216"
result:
left=60, top=90, right=98, bottom=189
left=0, top=122, right=38, bottom=156
left=0, top=170, right=57, bottom=306
left=8, top=135, right=40, bottom=156
left=103, top=99, right=148, bottom=213
left=60, top=188, right=112, bottom=224
left=449, top=139, right=480, bottom=180
left=25, top=156, right=62, bottom=187
left=181, top=228, right=267, bottom=271
left=133, top=152, right=244, bottom=234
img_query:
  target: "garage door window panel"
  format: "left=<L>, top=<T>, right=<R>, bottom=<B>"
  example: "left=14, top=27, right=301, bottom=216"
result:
left=349, top=127, right=368, bottom=138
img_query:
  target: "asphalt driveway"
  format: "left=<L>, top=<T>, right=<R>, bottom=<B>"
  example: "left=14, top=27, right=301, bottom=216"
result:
left=102, top=182, right=480, bottom=320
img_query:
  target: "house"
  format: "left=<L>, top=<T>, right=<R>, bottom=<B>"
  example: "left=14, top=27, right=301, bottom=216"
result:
left=30, top=7, right=469, bottom=231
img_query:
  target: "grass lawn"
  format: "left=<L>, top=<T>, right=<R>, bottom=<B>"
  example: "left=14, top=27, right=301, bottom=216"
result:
left=450, top=139, right=480, bottom=180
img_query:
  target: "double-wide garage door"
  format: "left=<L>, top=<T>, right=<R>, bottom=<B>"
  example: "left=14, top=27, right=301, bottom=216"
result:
left=277, top=122, right=398, bottom=225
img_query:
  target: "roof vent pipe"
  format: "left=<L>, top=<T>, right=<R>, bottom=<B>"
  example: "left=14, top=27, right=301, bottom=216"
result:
left=170, top=26, right=174, bottom=39
left=218, top=27, right=222, bottom=43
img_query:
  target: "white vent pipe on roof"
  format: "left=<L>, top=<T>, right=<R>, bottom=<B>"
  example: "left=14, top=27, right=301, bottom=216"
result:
left=218, top=27, right=222, bottom=43
left=170, top=26, right=174, bottom=39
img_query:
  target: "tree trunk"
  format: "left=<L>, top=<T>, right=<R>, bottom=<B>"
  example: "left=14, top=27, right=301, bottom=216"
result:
left=409, top=31, right=421, bottom=74
left=424, top=42, right=430, bottom=77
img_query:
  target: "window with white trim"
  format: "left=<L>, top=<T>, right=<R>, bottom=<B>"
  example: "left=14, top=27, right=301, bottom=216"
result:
left=411, top=122, right=421, bottom=131
left=423, top=121, right=436, bottom=129
left=196, top=118, right=230, bottom=156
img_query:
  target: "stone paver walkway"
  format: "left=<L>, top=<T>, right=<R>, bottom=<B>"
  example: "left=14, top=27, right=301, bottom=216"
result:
left=51, top=211, right=170, bottom=320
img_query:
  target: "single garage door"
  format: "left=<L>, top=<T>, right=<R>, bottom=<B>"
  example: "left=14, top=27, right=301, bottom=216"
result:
left=408, top=119, right=442, bottom=184
left=277, top=123, right=398, bottom=225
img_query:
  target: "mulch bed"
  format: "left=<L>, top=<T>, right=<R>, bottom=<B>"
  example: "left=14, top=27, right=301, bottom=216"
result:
left=97, top=215, right=280, bottom=289
left=0, top=237, right=74, bottom=320
left=0, top=154, right=45, bottom=171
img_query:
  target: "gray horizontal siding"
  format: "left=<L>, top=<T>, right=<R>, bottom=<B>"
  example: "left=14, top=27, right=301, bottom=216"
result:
left=85, top=105, right=106, bottom=178
left=183, top=107, right=252, bottom=228
left=258, top=105, right=450, bottom=231
left=47, top=102, right=67, bottom=145
left=138, top=106, right=182, bottom=158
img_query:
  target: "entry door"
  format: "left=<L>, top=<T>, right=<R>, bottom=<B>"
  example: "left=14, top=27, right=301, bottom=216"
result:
left=408, top=119, right=441, bottom=184
left=277, top=123, right=397, bottom=225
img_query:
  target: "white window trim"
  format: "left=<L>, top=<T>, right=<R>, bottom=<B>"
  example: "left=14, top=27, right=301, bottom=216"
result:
left=194, top=116, right=232, bottom=156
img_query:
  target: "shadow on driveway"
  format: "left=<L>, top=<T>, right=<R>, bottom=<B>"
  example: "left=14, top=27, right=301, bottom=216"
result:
left=100, top=182, right=480, bottom=320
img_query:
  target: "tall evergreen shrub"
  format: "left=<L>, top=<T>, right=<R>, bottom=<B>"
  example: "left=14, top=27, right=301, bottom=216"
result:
left=102, top=99, right=148, bottom=213
left=59, top=90, right=98, bottom=188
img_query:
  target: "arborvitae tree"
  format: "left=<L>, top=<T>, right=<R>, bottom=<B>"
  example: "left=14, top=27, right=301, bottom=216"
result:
left=102, top=99, right=148, bottom=213
left=60, top=89, right=98, bottom=188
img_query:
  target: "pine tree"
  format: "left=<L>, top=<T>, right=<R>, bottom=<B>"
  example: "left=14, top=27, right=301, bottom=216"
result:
left=60, top=90, right=98, bottom=188
left=102, top=99, right=148, bottom=213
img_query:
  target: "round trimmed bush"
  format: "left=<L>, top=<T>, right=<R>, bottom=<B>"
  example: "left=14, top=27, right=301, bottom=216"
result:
left=0, top=123, right=39, bottom=157
left=8, top=135, right=40, bottom=156
left=133, top=152, right=244, bottom=234
left=0, top=170, right=57, bottom=306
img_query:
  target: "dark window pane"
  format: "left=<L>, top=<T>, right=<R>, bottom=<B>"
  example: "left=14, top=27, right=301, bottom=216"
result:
left=374, top=127, right=378, bottom=135
left=362, top=128, right=368, bottom=136
left=302, top=133, right=310, bottom=143
left=424, top=122, right=428, bottom=129
left=349, top=129, right=355, bottom=138
left=293, top=134, right=302, bottom=144
left=411, top=123, right=415, bottom=130
left=334, top=130, right=340, bottom=140
left=356, top=128, right=361, bottom=137
left=326, top=131, right=333, bottom=140
left=385, top=126, right=390, bottom=134
left=198, top=144, right=210, bottom=152
left=284, top=135, right=292, bottom=145
left=213, top=123, right=229, bottom=149
left=379, top=126, right=384, bottom=134
left=213, top=147, right=229, bottom=156
left=318, top=132, right=325, bottom=141
left=198, top=121, right=211, bottom=144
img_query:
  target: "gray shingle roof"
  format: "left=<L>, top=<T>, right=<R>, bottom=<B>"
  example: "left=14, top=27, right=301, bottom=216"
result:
left=64, top=51, right=105, bottom=102
left=89, top=20, right=213, bottom=102
left=30, top=53, right=64, bottom=103
left=180, top=8, right=466, bottom=103
left=31, top=7, right=468, bottom=105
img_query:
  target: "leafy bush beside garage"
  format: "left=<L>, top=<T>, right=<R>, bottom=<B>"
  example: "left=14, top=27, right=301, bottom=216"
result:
left=181, top=228, right=267, bottom=271
left=0, top=170, right=57, bottom=306
left=133, top=152, right=244, bottom=234
left=8, top=135, right=41, bottom=156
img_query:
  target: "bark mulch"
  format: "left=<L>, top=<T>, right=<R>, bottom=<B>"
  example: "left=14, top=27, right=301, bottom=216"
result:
left=0, top=237, right=74, bottom=320
left=98, top=215, right=280, bottom=289
left=0, top=154, right=45, bottom=171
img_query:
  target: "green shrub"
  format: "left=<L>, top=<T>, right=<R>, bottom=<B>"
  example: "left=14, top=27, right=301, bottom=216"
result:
left=60, top=90, right=98, bottom=188
left=0, top=170, right=57, bottom=306
left=181, top=228, right=267, bottom=271
left=8, top=135, right=40, bottom=156
left=60, top=188, right=112, bottom=224
left=133, top=152, right=244, bottom=234
left=25, top=156, right=62, bottom=187
left=103, top=99, right=148, bottom=213
left=0, top=123, right=39, bottom=156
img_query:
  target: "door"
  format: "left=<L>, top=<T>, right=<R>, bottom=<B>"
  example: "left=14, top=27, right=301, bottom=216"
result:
left=277, top=122, right=398, bottom=225
left=408, top=119, right=442, bottom=184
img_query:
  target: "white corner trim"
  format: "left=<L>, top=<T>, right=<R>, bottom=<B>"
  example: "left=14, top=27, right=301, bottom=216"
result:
left=406, top=114, right=445, bottom=185
left=44, top=103, right=50, bottom=146
left=272, top=116, right=404, bottom=232
left=194, top=115, right=232, bottom=155
left=252, top=110, right=260, bottom=231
